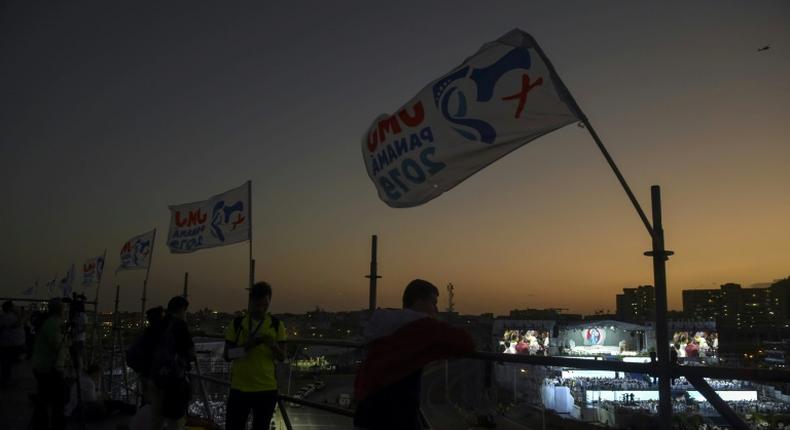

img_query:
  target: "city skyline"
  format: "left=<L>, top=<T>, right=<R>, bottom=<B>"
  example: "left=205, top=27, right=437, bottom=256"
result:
left=2, top=1, right=788, bottom=315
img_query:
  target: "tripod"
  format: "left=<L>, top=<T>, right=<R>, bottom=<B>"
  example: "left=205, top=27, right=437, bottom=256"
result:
left=27, top=320, right=86, bottom=430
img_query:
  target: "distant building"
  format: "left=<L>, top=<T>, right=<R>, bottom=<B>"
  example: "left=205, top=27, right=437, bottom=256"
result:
left=615, top=285, right=655, bottom=323
left=682, top=278, right=790, bottom=345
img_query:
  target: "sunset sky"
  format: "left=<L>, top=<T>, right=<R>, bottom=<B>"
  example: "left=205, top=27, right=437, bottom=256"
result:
left=1, top=1, right=788, bottom=315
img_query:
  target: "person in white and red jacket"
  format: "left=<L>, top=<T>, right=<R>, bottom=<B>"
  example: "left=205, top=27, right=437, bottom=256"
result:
left=353, top=279, right=475, bottom=430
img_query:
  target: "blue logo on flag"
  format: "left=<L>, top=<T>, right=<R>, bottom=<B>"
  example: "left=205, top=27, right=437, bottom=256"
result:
left=210, top=200, right=246, bottom=242
left=432, top=47, right=543, bottom=144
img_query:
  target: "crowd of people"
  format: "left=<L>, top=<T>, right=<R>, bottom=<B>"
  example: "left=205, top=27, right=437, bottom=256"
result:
left=557, top=375, right=652, bottom=391
left=500, top=329, right=550, bottom=355
left=2, top=277, right=471, bottom=430
left=0, top=283, right=287, bottom=430
left=672, top=376, right=752, bottom=391
left=672, top=331, right=718, bottom=359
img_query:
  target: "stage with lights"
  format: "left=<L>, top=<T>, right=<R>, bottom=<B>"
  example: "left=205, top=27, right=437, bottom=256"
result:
left=558, top=320, right=649, bottom=357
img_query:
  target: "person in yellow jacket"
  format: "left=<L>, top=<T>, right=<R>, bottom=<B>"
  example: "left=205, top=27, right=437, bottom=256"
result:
left=224, top=282, right=287, bottom=430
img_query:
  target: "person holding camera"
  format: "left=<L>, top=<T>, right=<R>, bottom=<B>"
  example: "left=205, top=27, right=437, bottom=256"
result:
left=223, top=282, right=287, bottom=430
left=68, top=293, right=88, bottom=371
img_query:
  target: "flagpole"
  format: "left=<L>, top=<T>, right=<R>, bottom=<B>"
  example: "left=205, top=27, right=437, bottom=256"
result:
left=140, top=229, right=157, bottom=331
left=247, top=180, right=253, bottom=332
left=531, top=36, right=674, bottom=429
left=91, top=250, right=107, bottom=363
left=530, top=39, right=653, bottom=238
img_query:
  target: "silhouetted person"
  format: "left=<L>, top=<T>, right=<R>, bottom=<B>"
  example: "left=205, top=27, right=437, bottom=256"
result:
left=0, top=300, right=25, bottom=387
left=31, top=298, right=68, bottom=430
left=127, top=306, right=165, bottom=409
left=68, top=293, right=87, bottom=371
left=354, top=279, right=475, bottom=430
left=224, top=282, right=287, bottom=430
left=149, top=297, right=194, bottom=430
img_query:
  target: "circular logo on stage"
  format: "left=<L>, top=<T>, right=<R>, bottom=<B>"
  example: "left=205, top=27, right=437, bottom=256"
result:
left=584, top=328, right=606, bottom=345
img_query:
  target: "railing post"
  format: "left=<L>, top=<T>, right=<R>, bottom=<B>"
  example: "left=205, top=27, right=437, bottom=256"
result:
left=646, top=185, right=673, bottom=430
left=193, top=354, right=214, bottom=424
left=277, top=398, right=295, bottom=430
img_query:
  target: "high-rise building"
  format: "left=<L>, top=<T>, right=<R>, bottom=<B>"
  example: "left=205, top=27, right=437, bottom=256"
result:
left=682, top=279, right=790, bottom=334
left=616, top=285, right=655, bottom=323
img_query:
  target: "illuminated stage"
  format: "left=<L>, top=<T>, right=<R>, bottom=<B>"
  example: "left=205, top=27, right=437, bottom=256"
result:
left=559, top=320, right=649, bottom=357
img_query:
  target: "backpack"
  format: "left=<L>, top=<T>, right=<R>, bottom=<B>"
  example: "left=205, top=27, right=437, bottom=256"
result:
left=223, top=315, right=282, bottom=362
left=151, top=321, right=188, bottom=382
left=125, top=334, right=150, bottom=375
left=31, top=311, right=46, bottom=335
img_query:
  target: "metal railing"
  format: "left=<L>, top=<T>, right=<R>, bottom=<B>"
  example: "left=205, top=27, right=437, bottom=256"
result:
left=171, top=336, right=790, bottom=430
left=22, top=306, right=790, bottom=430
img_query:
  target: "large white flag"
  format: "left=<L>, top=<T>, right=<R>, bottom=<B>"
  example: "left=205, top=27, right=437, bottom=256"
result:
left=118, top=230, right=156, bottom=272
left=362, top=29, right=581, bottom=207
left=82, top=254, right=105, bottom=286
left=167, top=181, right=251, bottom=254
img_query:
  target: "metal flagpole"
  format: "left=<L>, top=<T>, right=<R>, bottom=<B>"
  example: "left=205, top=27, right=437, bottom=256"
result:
left=530, top=39, right=674, bottom=429
left=247, top=180, right=254, bottom=333
left=530, top=40, right=653, bottom=238
left=90, top=249, right=107, bottom=363
left=248, top=180, right=254, bottom=289
left=140, top=229, right=157, bottom=331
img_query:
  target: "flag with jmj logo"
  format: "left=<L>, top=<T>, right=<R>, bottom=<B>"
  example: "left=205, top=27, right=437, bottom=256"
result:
left=118, top=230, right=156, bottom=272
left=167, top=182, right=251, bottom=254
left=82, top=255, right=105, bottom=286
left=362, top=29, right=581, bottom=207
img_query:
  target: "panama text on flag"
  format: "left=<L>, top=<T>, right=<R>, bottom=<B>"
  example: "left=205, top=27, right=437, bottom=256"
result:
left=361, top=29, right=581, bottom=207
left=167, top=182, right=251, bottom=254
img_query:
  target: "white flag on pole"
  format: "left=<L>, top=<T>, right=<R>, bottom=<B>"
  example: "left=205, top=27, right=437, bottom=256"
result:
left=82, top=254, right=105, bottom=286
left=362, top=29, right=581, bottom=207
left=167, top=182, right=251, bottom=254
left=45, top=277, right=57, bottom=295
left=117, top=230, right=156, bottom=272
left=22, top=280, right=38, bottom=297
left=60, top=264, right=75, bottom=297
